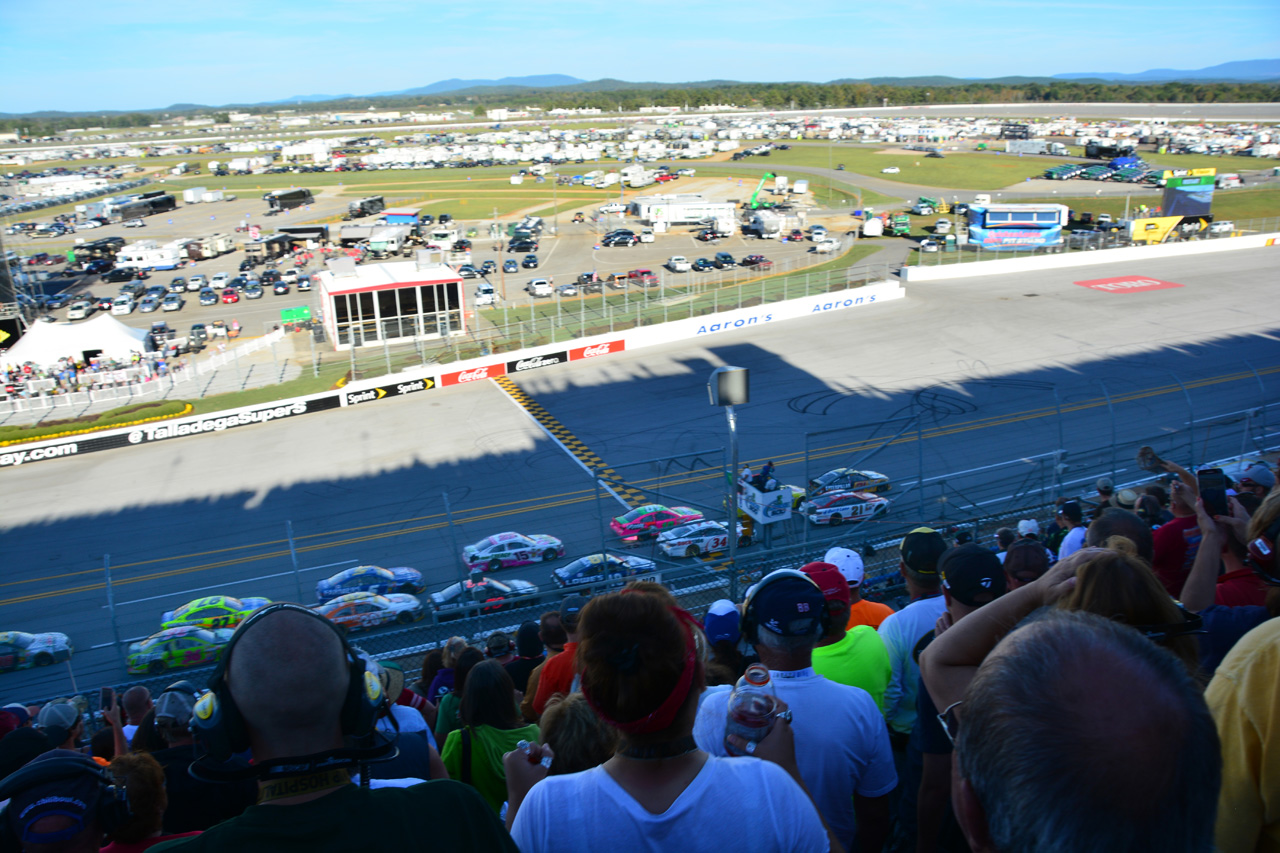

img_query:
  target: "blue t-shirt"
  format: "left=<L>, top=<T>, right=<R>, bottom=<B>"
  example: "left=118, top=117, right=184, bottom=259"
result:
left=1198, top=605, right=1269, bottom=676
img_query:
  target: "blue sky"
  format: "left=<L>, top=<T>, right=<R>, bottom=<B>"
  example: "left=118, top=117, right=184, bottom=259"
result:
left=5, top=0, right=1278, bottom=114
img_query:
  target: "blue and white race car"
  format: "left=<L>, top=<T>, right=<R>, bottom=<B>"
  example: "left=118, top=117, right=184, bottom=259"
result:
left=463, top=532, right=565, bottom=574
left=316, top=565, right=425, bottom=604
left=552, top=553, right=658, bottom=589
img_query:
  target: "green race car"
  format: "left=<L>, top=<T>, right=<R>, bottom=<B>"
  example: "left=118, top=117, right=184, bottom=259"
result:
left=126, top=626, right=234, bottom=675
left=160, top=595, right=271, bottom=631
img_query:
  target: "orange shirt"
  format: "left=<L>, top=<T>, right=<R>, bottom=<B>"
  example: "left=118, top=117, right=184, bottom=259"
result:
left=847, top=598, right=895, bottom=630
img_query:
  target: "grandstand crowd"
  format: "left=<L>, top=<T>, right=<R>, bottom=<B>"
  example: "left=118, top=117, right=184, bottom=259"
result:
left=1, top=352, right=181, bottom=400
left=0, top=452, right=1276, bottom=852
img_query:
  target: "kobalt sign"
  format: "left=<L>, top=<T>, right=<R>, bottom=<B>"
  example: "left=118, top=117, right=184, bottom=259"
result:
left=1075, top=276, right=1185, bottom=293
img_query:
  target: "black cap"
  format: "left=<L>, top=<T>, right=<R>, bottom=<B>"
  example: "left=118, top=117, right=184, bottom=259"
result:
left=940, top=545, right=1007, bottom=608
left=900, top=527, right=948, bottom=575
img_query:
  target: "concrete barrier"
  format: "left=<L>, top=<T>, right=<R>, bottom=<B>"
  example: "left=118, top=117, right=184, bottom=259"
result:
left=901, top=233, right=1280, bottom=282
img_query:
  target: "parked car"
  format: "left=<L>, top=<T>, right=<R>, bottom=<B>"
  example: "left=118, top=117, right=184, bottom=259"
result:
left=199, top=288, right=219, bottom=306
left=881, top=166, right=901, bottom=174
left=123, top=218, right=146, bottom=228
left=525, top=278, right=552, bottom=297
left=741, top=255, right=773, bottom=269
left=522, top=254, right=539, bottom=269
left=272, top=281, right=289, bottom=295
left=692, top=258, right=715, bottom=272
left=167, top=277, right=188, bottom=293
left=713, top=252, right=737, bottom=269
left=138, top=295, right=161, bottom=313
left=243, top=284, right=264, bottom=300
left=221, top=288, right=239, bottom=304
left=161, top=294, right=184, bottom=312
left=602, top=233, right=638, bottom=247
left=65, top=300, right=95, bottom=320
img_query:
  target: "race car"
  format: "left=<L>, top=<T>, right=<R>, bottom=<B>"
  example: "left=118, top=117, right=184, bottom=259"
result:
left=806, top=467, right=892, bottom=498
left=160, top=595, right=271, bottom=630
left=610, top=504, right=705, bottom=540
left=552, top=553, right=658, bottom=589
left=0, top=631, right=73, bottom=672
left=656, top=520, right=750, bottom=559
left=798, top=491, right=890, bottom=526
left=316, top=565, right=425, bottom=603
left=463, top=532, right=565, bottom=573
left=429, top=578, right=540, bottom=619
left=312, top=592, right=424, bottom=632
left=126, top=626, right=234, bottom=675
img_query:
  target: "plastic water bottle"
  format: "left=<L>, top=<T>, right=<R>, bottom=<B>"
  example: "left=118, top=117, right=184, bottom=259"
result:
left=724, top=664, right=778, bottom=756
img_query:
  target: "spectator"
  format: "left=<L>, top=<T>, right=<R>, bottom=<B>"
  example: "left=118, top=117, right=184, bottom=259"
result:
left=2, top=703, right=33, bottom=728
left=695, top=570, right=896, bottom=852
left=1055, top=500, right=1086, bottom=560
left=1152, top=479, right=1204, bottom=598
left=802, top=562, right=892, bottom=712
left=485, top=632, right=515, bottom=666
left=412, top=649, right=444, bottom=700
left=90, top=728, right=116, bottom=766
left=0, top=726, right=52, bottom=779
left=435, top=647, right=485, bottom=746
left=878, top=527, right=949, bottom=743
left=701, top=599, right=744, bottom=685
left=128, top=710, right=166, bottom=755
left=367, top=662, right=446, bottom=785
left=153, top=604, right=513, bottom=852
left=508, top=590, right=831, bottom=853
left=1086, top=507, right=1155, bottom=561
left=427, top=637, right=469, bottom=706
left=519, top=612, right=566, bottom=723
left=503, top=622, right=544, bottom=703
left=1092, top=476, right=1115, bottom=515
left=531, top=595, right=588, bottom=718
left=536, top=694, right=616, bottom=776
left=121, top=687, right=152, bottom=747
left=922, top=607, right=1220, bottom=853
left=1234, top=462, right=1275, bottom=499
left=37, top=702, right=83, bottom=751
left=914, top=544, right=1007, bottom=853
left=1206, top=617, right=1280, bottom=852
left=0, top=750, right=122, bottom=853
left=992, top=528, right=1016, bottom=563
left=101, top=752, right=201, bottom=852
left=825, top=546, right=894, bottom=629
left=1002, top=539, right=1051, bottom=589
left=146, top=684, right=256, bottom=834
left=1015, top=519, right=1055, bottom=562
left=441, top=661, right=539, bottom=812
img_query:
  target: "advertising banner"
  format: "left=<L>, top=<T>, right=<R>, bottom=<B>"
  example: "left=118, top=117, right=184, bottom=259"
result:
left=440, top=363, right=506, bottom=386
left=1162, top=175, right=1215, bottom=217
left=340, top=377, right=435, bottom=407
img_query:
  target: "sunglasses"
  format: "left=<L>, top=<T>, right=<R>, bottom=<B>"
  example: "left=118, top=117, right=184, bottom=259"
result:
left=938, top=700, right=963, bottom=746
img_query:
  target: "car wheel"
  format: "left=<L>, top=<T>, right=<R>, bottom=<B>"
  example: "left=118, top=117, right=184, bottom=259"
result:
left=488, top=558, right=503, bottom=572
left=148, top=660, right=166, bottom=675
left=542, top=548, right=558, bottom=561
left=685, top=544, right=702, bottom=558
left=829, top=514, right=844, bottom=526
left=397, top=611, right=415, bottom=625
left=33, top=652, right=53, bottom=667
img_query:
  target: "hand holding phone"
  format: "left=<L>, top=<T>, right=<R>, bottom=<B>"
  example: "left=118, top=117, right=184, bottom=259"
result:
left=1197, top=468, right=1229, bottom=518
left=100, top=687, right=114, bottom=710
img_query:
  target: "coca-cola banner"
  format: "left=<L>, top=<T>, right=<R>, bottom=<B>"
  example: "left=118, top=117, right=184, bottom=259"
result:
left=440, top=363, right=507, bottom=386
left=570, top=340, right=625, bottom=360
left=506, top=351, right=568, bottom=373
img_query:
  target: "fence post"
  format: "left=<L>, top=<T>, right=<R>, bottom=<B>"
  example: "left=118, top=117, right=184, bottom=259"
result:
left=1097, top=379, right=1118, bottom=483
left=286, top=521, right=304, bottom=602
left=104, top=555, right=127, bottom=673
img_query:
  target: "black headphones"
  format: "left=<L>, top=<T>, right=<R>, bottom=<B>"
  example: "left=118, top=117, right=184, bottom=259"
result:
left=740, top=569, right=831, bottom=644
left=191, top=603, right=386, bottom=771
left=0, top=753, right=132, bottom=849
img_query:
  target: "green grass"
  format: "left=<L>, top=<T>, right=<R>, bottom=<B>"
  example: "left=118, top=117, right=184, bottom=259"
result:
left=764, top=142, right=1049, bottom=190
left=0, top=400, right=192, bottom=445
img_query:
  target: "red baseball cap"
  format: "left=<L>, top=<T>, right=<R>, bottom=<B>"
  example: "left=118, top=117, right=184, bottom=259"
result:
left=800, top=562, right=850, bottom=606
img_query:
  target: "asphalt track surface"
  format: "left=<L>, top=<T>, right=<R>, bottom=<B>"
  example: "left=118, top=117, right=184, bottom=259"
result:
left=2, top=246, right=1278, bottom=698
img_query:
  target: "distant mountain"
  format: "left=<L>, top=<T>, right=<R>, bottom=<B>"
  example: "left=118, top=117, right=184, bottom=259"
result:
left=1053, top=59, right=1280, bottom=82
left=272, top=94, right=358, bottom=104
left=369, top=75, right=585, bottom=97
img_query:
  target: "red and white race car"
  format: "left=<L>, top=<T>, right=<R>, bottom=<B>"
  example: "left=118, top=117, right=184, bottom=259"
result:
left=463, top=531, right=565, bottom=573
left=657, top=520, right=750, bottom=558
left=798, top=491, right=890, bottom=526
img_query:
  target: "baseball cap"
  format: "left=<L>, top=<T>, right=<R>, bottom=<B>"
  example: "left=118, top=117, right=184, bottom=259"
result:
left=1097, top=477, right=1114, bottom=493
left=5, top=750, right=106, bottom=845
left=1017, top=519, right=1040, bottom=536
left=560, top=594, right=588, bottom=627
left=1238, top=463, right=1276, bottom=489
left=485, top=631, right=513, bottom=657
left=1058, top=500, right=1083, bottom=524
left=36, top=703, right=77, bottom=732
left=3, top=703, right=31, bottom=727
left=377, top=661, right=406, bottom=700
left=702, top=599, right=741, bottom=645
left=823, top=547, right=865, bottom=586
left=801, top=561, right=851, bottom=606
left=748, top=571, right=826, bottom=638
left=939, top=544, right=1008, bottom=608
left=153, top=691, right=195, bottom=729
left=900, top=527, right=947, bottom=575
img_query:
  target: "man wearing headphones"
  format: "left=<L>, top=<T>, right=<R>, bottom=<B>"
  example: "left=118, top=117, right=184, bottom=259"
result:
left=0, top=749, right=131, bottom=853
left=693, top=569, right=896, bottom=853
left=150, top=604, right=516, bottom=853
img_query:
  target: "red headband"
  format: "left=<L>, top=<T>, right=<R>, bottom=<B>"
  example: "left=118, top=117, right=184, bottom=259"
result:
left=582, top=606, right=700, bottom=735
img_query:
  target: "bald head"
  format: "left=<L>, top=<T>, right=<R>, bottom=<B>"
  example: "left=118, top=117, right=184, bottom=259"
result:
left=227, top=608, right=350, bottom=760
left=122, top=686, right=152, bottom=724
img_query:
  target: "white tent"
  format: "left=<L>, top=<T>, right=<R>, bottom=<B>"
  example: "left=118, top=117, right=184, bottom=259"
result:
left=2, top=314, right=149, bottom=365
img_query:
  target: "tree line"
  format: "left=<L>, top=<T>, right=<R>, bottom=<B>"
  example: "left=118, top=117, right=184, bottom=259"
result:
left=4, top=81, right=1276, bottom=139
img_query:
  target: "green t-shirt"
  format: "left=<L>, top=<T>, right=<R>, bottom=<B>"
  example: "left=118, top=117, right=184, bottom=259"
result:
left=149, top=779, right=516, bottom=853
left=435, top=691, right=462, bottom=744
left=811, top=625, right=892, bottom=711
left=441, top=723, right=541, bottom=813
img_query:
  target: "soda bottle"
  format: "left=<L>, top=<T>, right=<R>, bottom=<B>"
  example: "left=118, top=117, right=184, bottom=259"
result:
left=724, top=663, right=778, bottom=756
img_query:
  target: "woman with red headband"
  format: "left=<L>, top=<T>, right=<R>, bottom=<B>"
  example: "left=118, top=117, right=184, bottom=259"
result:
left=504, top=590, right=836, bottom=853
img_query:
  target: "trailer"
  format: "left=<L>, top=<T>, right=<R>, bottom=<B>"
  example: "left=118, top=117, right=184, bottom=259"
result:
left=201, top=190, right=225, bottom=203
left=861, top=217, right=885, bottom=238
left=791, top=178, right=809, bottom=195
left=182, top=187, right=208, bottom=204
left=344, top=196, right=386, bottom=220
left=264, top=188, right=314, bottom=212
left=1005, top=140, right=1069, bottom=156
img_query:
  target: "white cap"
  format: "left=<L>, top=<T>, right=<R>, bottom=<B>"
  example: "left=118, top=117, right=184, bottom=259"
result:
left=1017, top=519, right=1040, bottom=536
left=823, top=547, right=865, bottom=586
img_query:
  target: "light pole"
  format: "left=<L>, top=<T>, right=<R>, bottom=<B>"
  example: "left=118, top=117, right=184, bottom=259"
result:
left=708, top=366, right=749, bottom=574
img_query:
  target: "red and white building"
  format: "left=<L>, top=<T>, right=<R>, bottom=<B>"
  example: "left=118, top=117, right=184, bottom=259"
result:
left=316, top=253, right=464, bottom=350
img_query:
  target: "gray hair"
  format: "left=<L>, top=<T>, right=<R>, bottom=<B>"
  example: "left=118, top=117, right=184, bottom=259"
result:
left=957, top=608, right=1219, bottom=853
left=754, top=622, right=822, bottom=654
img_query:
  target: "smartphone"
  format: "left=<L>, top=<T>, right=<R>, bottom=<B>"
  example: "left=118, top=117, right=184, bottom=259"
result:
left=100, top=687, right=113, bottom=710
left=1197, top=468, right=1229, bottom=517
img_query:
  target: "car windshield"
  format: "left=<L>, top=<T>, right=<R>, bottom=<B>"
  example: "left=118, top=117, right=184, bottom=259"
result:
left=816, top=470, right=844, bottom=486
left=619, top=506, right=659, bottom=523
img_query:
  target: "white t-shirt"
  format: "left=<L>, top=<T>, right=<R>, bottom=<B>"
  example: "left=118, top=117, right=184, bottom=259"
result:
left=878, top=594, right=948, bottom=735
left=1057, top=526, right=1086, bottom=561
left=694, top=668, right=896, bottom=850
left=511, top=755, right=826, bottom=853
